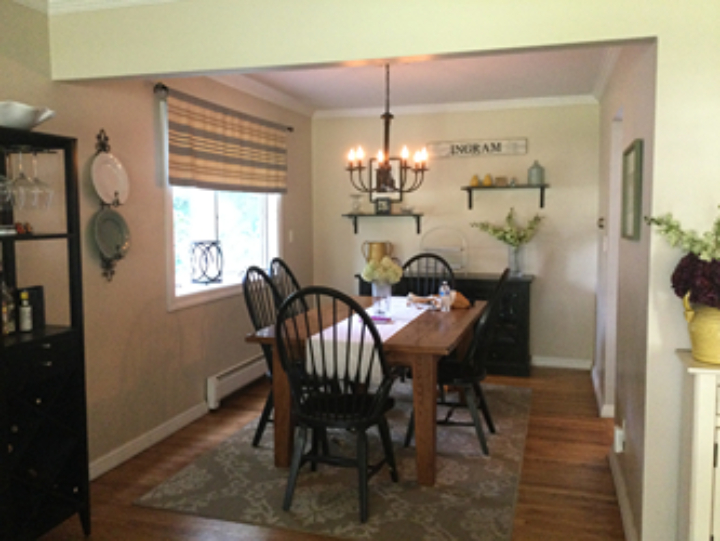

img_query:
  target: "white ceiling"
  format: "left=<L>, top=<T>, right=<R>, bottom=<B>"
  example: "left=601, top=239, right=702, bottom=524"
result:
left=212, top=45, right=620, bottom=117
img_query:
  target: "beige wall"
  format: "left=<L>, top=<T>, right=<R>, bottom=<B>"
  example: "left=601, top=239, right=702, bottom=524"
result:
left=599, top=44, right=657, bottom=539
left=313, top=104, right=599, bottom=363
left=8, top=1, right=720, bottom=539
left=1, top=1, right=313, bottom=464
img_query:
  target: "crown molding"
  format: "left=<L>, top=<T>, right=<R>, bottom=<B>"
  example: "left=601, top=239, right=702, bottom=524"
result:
left=45, top=0, right=181, bottom=15
left=13, top=0, right=48, bottom=13
left=208, top=75, right=315, bottom=117
left=314, top=95, right=598, bottom=119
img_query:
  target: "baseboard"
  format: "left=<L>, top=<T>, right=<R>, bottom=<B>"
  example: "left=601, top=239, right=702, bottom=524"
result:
left=531, top=356, right=592, bottom=370
left=599, top=403, right=615, bottom=418
left=88, top=402, right=209, bottom=480
left=609, top=451, right=639, bottom=541
left=592, top=367, right=616, bottom=418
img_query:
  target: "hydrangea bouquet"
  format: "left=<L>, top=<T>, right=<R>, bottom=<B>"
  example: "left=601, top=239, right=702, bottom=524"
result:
left=361, top=256, right=403, bottom=285
left=470, top=207, right=543, bottom=247
left=646, top=209, right=720, bottom=309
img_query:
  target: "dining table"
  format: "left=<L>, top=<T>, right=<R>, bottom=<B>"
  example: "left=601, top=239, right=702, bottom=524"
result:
left=245, top=295, right=487, bottom=487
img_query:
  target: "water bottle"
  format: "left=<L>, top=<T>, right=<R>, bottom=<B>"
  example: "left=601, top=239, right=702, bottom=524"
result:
left=439, top=281, right=451, bottom=312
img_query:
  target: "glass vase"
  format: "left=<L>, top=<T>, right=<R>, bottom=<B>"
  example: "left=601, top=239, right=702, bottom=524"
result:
left=507, top=244, right=524, bottom=277
left=371, top=281, right=392, bottom=317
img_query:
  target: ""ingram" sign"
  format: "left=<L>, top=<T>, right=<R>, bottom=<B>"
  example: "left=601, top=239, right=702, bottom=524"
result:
left=427, top=138, right=527, bottom=159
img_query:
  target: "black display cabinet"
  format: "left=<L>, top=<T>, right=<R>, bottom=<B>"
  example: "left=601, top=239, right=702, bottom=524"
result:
left=0, top=127, right=90, bottom=539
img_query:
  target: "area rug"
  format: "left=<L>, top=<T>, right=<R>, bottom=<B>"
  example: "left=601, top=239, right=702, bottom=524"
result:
left=136, top=383, right=532, bottom=541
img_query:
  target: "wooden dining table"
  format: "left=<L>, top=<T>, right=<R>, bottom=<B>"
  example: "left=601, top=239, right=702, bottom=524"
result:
left=245, top=296, right=486, bottom=486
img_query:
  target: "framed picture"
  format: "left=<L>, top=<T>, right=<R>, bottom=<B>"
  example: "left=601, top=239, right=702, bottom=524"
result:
left=375, top=197, right=392, bottom=215
left=621, top=139, right=643, bottom=240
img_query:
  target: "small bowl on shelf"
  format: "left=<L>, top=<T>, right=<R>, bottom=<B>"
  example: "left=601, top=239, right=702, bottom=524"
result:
left=400, top=204, right=414, bottom=215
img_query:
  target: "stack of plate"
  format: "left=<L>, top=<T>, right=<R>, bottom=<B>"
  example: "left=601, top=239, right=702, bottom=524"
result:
left=91, top=152, right=129, bottom=205
left=91, top=151, right=130, bottom=261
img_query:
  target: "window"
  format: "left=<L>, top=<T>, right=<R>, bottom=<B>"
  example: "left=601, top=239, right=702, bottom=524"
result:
left=167, top=186, right=279, bottom=310
left=156, top=85, right=289, bottom=311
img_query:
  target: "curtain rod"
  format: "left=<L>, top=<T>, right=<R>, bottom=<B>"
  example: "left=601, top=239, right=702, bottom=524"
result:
left=153, top=82, right=294, bottom=133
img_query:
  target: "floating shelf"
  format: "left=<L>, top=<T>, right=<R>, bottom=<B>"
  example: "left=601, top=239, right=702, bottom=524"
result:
left=341, top=213, right=423, bottom=234
left=461, top=184, right=550, bottom=209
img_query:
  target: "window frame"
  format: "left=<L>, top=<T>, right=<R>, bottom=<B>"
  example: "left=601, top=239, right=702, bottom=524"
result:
left=164, top=185, right=282, bottom=312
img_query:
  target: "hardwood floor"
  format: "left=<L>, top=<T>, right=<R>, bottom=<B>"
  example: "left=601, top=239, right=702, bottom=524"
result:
left=41, top=368, right=625, bottom=540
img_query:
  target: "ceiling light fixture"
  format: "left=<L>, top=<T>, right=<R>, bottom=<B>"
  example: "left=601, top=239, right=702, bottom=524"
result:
left=346, top=64, right=428, bottom=203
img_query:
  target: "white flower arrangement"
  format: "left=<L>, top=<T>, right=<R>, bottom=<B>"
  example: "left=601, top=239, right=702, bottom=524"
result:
left=471, top=207, right=543, bottom=248
left=361, top=256, right=403, bottom=284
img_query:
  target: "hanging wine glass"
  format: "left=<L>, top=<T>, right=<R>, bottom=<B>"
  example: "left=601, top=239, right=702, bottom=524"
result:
left=29, top=152, right=53, bottom=210
left=10, top=150, right=33, bottom=210
left=0, top=153, right=12, bottom=205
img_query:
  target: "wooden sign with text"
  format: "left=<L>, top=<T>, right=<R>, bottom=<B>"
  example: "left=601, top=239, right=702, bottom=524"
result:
left=427, top=138, right=527, bottom=159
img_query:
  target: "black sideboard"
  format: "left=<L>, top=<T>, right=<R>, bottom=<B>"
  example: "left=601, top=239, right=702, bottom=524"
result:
left=356, top=272, right=533, bottom=377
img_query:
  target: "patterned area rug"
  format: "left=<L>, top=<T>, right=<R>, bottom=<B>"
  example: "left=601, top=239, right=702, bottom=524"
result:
left=136, top=383, right=532, bottom=541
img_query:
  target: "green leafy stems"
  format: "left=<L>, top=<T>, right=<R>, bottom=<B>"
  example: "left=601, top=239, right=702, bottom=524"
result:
left=471, top=207, right=543, bottom=248
left=644, top=207, right=720, bottom=261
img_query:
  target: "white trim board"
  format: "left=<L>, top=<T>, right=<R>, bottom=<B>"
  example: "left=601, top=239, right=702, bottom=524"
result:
left=592, top=365, right=616, bottom=418
left=531, top=356, right=592, bottom=370
left=315, top=95, right=597, bottom=119
left=609, top=452, right=640, bottom=541
left=89, top=402, right=208, bottom=480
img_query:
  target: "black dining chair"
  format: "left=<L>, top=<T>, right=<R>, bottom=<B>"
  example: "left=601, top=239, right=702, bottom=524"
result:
left=275, top=286, right=399, bottom=523
left=404, top=268, right=510, bottom=455
left=242, top=266, right=283, bottom=447
left=398, top=252, right=456, bottom=297
left=269, top=257, right=302, bottom=302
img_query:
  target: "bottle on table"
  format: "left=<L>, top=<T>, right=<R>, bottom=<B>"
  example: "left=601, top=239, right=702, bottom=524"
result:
left=19, top=289, right=32, bottom=332
left=439, top=281, right=451, bottom=313
left=1, top=272, right=16, bottom=335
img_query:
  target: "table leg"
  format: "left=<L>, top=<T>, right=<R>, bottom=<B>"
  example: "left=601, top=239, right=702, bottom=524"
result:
left=411, top=353, right=438, bottom=486
left=272, top=346, right=292, bottom=467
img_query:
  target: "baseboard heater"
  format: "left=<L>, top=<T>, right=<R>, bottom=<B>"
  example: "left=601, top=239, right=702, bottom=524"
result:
left=206, top=356, right=266, bottom=410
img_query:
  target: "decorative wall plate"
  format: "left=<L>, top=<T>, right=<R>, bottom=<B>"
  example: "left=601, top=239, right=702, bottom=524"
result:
left=92, top=152, right=129, bottom=205
left=94, top=208, right=130, bottom=260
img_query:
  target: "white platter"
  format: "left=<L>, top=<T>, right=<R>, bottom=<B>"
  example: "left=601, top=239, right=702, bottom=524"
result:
left=92, top=152, right=129, bottom=205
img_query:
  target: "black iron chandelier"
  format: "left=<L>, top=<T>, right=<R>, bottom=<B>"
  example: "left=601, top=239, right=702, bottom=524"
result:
left=346, top=64, right=428, bottom=202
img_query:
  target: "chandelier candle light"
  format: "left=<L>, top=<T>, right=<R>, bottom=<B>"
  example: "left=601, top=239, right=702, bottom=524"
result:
left=346, top=65, right=429, bottom=202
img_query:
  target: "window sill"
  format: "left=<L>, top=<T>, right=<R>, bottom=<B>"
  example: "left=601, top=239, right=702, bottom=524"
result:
left=167, top=282, right=243, bottom=312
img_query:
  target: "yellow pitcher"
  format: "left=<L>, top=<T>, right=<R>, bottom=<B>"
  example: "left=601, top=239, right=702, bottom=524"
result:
left=362, top=241, right=393, bottom=262
left=683, top=292, right=720, bottom=364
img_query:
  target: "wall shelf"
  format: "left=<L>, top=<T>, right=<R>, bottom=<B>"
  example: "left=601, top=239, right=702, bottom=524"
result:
left=461, top=184, right=550, bottom=209
left=341, top=213, right=423, bottom=234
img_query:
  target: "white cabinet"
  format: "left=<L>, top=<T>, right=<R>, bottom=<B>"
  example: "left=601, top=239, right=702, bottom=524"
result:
left=679, top=350, right=720, bottom=541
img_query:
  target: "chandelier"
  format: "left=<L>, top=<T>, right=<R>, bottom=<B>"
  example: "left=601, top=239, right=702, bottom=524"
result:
left=346, top=64, right=428, bottom=202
